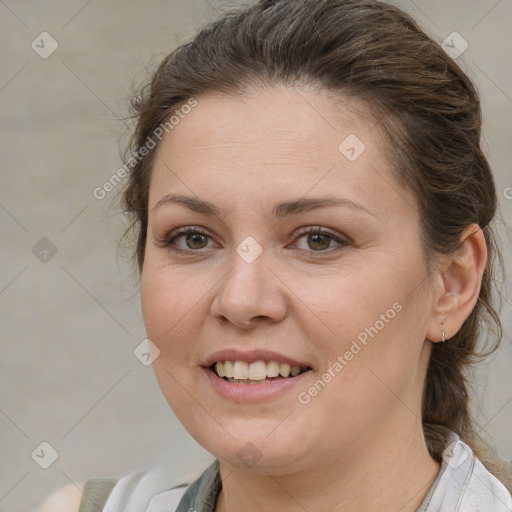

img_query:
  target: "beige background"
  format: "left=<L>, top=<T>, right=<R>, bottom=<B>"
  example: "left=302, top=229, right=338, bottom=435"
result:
left=1, top=1, right=511, bottom=511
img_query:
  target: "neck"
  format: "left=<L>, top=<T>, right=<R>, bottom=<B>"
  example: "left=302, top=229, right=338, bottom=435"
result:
left=215, top=419, right=440, bottom=512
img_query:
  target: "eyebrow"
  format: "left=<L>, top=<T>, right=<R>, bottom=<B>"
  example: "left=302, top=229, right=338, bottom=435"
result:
left=152, top=193, right=375, bottom=218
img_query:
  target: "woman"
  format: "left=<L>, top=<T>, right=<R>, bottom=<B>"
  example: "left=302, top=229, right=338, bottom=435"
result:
left=43, top=0, right=512, bottom=510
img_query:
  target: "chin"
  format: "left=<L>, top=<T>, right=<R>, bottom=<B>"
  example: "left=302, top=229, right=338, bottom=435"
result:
left=191, top=426, right=312, bottom=474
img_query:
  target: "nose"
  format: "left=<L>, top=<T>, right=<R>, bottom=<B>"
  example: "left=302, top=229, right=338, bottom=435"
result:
left=210, top=245, right=289, bottom=329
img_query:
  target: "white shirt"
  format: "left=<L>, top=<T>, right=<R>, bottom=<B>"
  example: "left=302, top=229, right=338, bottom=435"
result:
left=101, top=430, right=512, bottom=511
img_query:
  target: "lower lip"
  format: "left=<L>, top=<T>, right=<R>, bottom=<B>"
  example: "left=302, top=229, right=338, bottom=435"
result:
left=202, top=366, right=312, bottom=402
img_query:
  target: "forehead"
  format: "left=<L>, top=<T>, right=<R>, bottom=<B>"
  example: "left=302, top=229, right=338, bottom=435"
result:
left=158, top=86, right=375, bottom=155
left=148, top=86, right=410, bottom=216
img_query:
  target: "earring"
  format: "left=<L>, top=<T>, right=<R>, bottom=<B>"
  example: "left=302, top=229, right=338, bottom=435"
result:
left=442, top=330, right=446, bottom=343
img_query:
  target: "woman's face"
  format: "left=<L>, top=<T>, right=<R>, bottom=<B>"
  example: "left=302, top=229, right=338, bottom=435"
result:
left=141, top=86, right=436, bottom=474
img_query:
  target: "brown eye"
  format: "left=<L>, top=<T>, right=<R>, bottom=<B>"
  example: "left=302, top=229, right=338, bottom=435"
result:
left=293, top=227, right=349, bottom=253
left=183, top=232, right=209, bottom=250
left=163, top=227, right=215, bottom=253
left=306, top=233, right=332, bottom=251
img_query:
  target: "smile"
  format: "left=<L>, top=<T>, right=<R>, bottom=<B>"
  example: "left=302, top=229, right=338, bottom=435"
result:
left=212, top=360, right=311, bottom=383
left=202, top=363, right=313, bottom=402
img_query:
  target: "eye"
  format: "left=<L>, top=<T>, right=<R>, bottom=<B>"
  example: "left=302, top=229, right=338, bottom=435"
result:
left=162, top=227, right=215, bottom=253
left=160, top=225, right=349, bottom=254
left=291, top=226, right=349, bottom=252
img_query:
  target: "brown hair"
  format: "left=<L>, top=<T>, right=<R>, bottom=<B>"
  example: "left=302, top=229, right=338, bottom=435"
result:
left=120, top=0, right=511, bottom=488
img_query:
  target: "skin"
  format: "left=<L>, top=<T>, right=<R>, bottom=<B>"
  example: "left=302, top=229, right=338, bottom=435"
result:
left=140, top=86, right=487, bottom=512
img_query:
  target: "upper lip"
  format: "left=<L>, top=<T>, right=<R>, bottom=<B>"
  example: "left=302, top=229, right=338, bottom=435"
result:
left=202, top=349, right=312, bottom=369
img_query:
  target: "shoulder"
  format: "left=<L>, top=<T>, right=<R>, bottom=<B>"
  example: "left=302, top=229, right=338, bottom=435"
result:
left=430, top=432, right=512, bottom=512
left=36, top=477, right=118, bottom=512
left=100, top=468, right=190, bottom=511
left=35, top=458, right=214, bottom=512
left=463, top=456, right=512, bottom=511
left=98, top=460, right=217, bottom=511
left=36, top=482, right=85, bottom=512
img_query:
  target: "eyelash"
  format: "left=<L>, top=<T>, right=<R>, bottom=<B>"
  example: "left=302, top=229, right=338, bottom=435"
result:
left=160, top=225, right=349, bottom=255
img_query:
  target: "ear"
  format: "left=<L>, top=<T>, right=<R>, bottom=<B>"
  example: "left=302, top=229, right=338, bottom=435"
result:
left=426, top=224, right=488, bottom=343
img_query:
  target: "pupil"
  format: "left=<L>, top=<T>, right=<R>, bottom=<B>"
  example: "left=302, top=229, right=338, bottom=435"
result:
left=309, top=234, right=329, bottom=251
left=187, top=233, right=207, bottom=249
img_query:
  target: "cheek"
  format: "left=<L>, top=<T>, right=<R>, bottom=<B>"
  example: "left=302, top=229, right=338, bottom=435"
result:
left=141, top=270, right=169, bottom=343
left=303, top=259, right=429, bottom=393
left=140, top=265, right=205, bottom=414
left=141, top=257, right=203, bottom=335
left=298, top=266, right=403, bottom=351
left=140, top=264, right=196, bottom=360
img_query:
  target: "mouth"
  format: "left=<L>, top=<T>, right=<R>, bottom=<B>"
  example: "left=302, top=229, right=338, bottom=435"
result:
left=208, top=360, right=313, bottom=384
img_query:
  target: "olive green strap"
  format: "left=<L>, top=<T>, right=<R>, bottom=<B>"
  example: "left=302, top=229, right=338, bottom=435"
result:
left=78, top=478, right=118, bottom=512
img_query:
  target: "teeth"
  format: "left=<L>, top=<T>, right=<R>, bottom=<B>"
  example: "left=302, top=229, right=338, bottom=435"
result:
left=279, top=363, right=291, bottom=377
left=214, top=360, right=305, bottom=381
left=290, top=365, right=301, bottom=376
left=226, top=378, right=265, bottom=384
left=216, top=361, right=226, bottom=377
left=233, top=361, right=249, bottom=379
left=223, top=361, right=233, bottom=378
left=249, top=361, right=268, bottom=380
left=267, top=360, right=280, bottom=378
